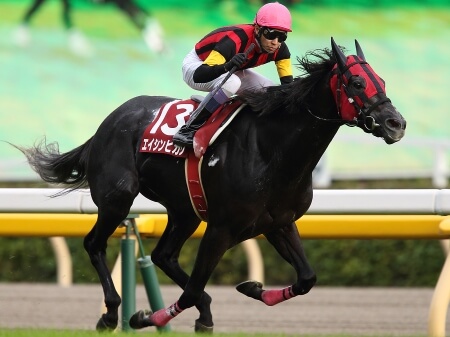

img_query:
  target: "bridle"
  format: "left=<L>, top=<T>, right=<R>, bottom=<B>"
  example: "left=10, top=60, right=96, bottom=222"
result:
left=307, top=57, right=391, bottom=134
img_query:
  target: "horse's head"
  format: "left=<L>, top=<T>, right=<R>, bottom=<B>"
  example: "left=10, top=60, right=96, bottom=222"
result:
left=330, top=37, right=406, bottom=144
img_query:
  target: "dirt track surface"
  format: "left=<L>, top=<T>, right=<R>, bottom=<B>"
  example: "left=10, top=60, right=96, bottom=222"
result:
left=1, top=284, right=449, bottom=336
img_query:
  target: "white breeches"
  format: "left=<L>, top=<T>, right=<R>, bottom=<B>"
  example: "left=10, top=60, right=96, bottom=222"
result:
left=182, top=48, right=274, bottom=98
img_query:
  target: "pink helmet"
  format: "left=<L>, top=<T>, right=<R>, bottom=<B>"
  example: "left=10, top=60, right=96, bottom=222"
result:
left=254, top=2, right=292, bottom=32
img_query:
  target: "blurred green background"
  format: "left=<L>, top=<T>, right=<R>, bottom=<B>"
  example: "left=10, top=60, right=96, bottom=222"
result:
left=0, top=0, right=449, bottom=184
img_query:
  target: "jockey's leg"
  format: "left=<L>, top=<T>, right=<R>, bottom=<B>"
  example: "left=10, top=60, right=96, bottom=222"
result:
left=173, top=73, right=240, bottom=148
left=235, top=69, right=274, bottom=93
left=172, top=88, right=229, bottom=148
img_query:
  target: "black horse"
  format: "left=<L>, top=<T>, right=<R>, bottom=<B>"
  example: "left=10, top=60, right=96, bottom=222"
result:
left=17, top=38, right=406, bottom=332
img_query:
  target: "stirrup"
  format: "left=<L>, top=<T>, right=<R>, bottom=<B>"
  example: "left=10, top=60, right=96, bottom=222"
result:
left=173, top=126, right=196, bottom=148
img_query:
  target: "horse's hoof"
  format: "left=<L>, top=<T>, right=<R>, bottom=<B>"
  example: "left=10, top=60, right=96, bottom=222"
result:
left=129, top=309, right=153, bottom=329
left=95, top=314, right=116, bottom=332
left=195, top=319, right=213, bottom=333
left=236, top=280, right=264, bottom=300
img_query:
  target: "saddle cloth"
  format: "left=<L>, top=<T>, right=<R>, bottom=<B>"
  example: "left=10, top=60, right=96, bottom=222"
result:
left=139, top=97, right=245, bottom=221
left=139, top=98, right=242, bottom=158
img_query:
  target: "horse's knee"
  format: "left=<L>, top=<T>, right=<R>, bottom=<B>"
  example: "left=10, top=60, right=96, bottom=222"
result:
left=150, top=248, right=170, bottom=271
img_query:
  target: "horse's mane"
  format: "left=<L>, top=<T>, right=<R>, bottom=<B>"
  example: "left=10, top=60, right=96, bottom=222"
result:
left=238, top=48, right=337, bottom=115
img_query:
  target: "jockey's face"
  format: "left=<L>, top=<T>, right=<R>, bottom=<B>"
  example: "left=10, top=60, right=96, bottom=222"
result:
left=255, top=25, right=287, bottom=54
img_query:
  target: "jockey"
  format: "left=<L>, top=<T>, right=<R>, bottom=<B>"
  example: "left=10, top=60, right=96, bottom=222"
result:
left=173, top=2, right=294, bottom=148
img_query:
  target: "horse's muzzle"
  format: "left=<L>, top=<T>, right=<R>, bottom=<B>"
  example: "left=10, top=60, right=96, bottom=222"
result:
left=376, top=116, right=406, bottom=144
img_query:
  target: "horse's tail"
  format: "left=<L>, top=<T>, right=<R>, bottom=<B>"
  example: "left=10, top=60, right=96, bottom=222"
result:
left=14, top=137, right=93, bottom=195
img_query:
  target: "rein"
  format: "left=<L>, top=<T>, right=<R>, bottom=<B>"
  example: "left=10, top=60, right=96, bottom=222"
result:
left=306, top=108, right=347, bottom=125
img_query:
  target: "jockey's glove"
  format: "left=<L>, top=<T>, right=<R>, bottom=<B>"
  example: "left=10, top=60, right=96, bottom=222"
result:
left=224, top=53, right=247, bottom=71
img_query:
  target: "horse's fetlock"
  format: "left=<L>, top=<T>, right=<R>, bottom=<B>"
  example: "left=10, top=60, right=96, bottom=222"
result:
left=106, top=297, right=122, bottom=310
left=294, top=274, right=317, bottom=295
left=200, top=292, right=212, bottom=306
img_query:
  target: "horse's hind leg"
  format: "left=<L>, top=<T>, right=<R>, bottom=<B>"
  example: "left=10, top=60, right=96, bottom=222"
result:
left=84, top=176, right=139, bottom=330
left=237, top=222, right=317, bottom=305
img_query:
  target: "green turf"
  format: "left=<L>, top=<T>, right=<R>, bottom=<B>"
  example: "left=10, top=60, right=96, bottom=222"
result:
left=0, top=329, right=428, bottom=337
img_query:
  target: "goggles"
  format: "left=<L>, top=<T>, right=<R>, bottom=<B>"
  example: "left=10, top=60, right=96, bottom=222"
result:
left=261, top=28, right=288, bottom=42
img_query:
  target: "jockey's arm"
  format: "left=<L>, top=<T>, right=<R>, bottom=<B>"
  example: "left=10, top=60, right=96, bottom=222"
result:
left=275, top=58, right=294, bottom=85
left=193, top=50, right=228, bottom=83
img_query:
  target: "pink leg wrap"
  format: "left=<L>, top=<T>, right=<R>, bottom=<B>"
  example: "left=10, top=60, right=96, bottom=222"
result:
left=150, top=301, right=183, bottom=326
left=261, top=286, right=296, bottom=306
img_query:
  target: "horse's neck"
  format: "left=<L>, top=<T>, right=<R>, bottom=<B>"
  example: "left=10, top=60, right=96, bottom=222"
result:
left=289, top=118, right=339, bottom=176
left=293, top=92, right=342, bottom=171
left=255, top=109, right=340, bottom=181
left=261, top=102, right=339, bottom=142
left=299, top=121, right=339, bottom=173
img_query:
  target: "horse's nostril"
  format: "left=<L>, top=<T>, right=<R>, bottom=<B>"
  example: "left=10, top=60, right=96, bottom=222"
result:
left=386, top=118, right=401, bottom=129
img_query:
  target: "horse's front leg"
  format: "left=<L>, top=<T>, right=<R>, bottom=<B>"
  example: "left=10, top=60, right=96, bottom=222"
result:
left=83, top=220, right=122, bottom=331
left=131, top=212, right=214, bottom=332
left=237, top=222, right=316, bottom=305
left=130, top=226, right=231, bottom=329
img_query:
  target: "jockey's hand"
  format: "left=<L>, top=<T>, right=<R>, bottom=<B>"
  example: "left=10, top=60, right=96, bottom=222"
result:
left=224, top=53, right=247, bottom=71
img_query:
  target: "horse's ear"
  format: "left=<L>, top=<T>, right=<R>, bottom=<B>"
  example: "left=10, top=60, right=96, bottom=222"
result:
left=331, top=37, right=347, bottom=73
left=355, top=39, right=366, bottom=61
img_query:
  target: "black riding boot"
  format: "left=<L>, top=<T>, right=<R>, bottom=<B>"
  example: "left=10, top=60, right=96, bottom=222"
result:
left=173, top=89, right=228, bottom=148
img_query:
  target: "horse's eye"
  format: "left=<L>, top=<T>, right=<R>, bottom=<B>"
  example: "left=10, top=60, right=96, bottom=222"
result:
left=353, top=82, right=363, bottom=89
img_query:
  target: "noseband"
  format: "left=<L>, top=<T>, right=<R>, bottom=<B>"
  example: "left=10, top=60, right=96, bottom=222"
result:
left=308, top=59, right=391, bottom=133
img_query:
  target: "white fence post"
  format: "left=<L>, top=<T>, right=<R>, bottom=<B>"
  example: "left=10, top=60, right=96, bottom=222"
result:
left=433, top=146, right=449, bottom=188
left=49, top=237, right=72, bottom=287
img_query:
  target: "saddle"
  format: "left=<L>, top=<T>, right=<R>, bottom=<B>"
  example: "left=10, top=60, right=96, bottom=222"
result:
left=139, top=96, right=245, bottom=221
